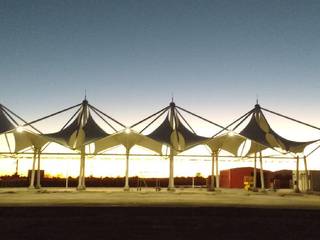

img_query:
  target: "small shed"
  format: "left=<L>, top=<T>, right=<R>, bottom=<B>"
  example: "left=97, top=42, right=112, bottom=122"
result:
left=219, top=167, right=272, bottom=189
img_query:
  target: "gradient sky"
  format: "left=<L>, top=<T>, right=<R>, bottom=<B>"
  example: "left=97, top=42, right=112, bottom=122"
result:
left=1, top=0, right=320, bottom=130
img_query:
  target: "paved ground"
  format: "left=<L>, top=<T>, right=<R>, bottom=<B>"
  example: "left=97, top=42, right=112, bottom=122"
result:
left=1, top=188, right=320, bottom=239
left=1, top=206, right=320, bottom=239
left=0, top=187, right=320, bottom=208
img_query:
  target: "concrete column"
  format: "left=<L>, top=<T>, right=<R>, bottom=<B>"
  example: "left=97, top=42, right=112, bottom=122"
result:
left=259, top=151, right=265, bottom=191
left=208, top=152, right=215, bottom=191
left=167, top=147, right=175, bottom=191
left=77, top=153, right=83, bottom=189
left=81, top=147, right=86, bottom=188
left=294, top=155, right=300, bottom=193
left=215, top=152, right=220, bottom=188
left=303, top=156, right=310, bottom=191
left=65, top=160, right=69, bottom=188
left=29, top=150, right=37, bottom=189
left=77, top=146, right=86, bottom=190
left=15, top=157, right=19, bottom=176
left=168, top=101, right=175, bottom=192
left=77, top=99, right=88, bottom=190
left=35, top=149, right=41, bottom=189
left=124, top=149, right=130, bottom=191
left=65, top=176, right=69, bottom=189
left=253, top=152, right=257, bottom=191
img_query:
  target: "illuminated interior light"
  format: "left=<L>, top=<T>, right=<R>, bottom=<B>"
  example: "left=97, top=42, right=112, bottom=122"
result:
left=228, top=131, right=235, bottom=137
left=16, top=126, right=24, bottom=133
left=125, top=128, right=131, bottom=134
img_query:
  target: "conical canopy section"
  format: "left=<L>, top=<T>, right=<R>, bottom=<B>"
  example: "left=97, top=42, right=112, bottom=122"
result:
left=0, top=105, right=16, bottom=134
left=45, top=100, right=109, bottom=150
left=0, top=104, right=48, bottom=152
left=146, top=102, right=208, bottom=152
left=239, top=104, right=317, bottom=153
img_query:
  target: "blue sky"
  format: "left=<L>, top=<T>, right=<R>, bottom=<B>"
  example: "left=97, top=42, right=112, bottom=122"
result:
left=1, top=0, right=320, bottom=129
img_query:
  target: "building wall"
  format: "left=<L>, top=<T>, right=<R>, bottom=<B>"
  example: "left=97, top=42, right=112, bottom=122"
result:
left=272, top=170, right=292, bottom=189
left=220, top=167, right=272, bottom=189
left=292, top=170, right=320, bottom=192
left=310, top=171, right=320, bottom=192
left=219, top=169, right=231, bottom=188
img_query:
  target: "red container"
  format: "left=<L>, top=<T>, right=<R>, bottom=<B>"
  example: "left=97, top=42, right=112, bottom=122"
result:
left=219, top=167, right=272, bottom=188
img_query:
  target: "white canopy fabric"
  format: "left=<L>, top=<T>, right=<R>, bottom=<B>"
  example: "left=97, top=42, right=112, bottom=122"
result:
left=206, top=133, right=246, bottom=156
left=0, top=106, right=48, bottom=153
left=13, top=130, right=48, bottom=152
left=94, top=130, right=163, bottom=155
left=245, top=141, right=268, bottom=156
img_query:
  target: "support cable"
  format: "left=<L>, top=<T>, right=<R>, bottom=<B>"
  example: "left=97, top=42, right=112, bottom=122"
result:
left=130, top=106, right=170, bottom=128
left=2, top=108, right=19, bottom=126
left=89, top=106, right=117, bottom=133
left=231, top=109, right=254, bottom=131
left=88, top=104, right=126, bottom=128
left=173, top=109, right=180, bottom=143
left=2, top=107, right=42, bottom=134
left=18, top=103, right=81, bottom=129
left=4, top=133, right=12, bottom=153
left=261, top=107, right=320, bottom=131
left=239, top=139, right=247, bottom=159
left=60, top=107, right=82, bottom=131
left=175, top=108, right=197, bottom=134
left=306, top=143, right=320, bottom=157
left=139, top=107, right=168, bottom=134
left=211, top=108, right=255, bottom=138
left=255, top=110, right=297, bottom=157
left=74, top=106, right=85, bottom=140
left=176, top=106, right=227, bottom=131
left=40, top=142, right=51, bottom=154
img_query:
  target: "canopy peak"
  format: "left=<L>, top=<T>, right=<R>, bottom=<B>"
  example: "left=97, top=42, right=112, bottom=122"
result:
left=82, top=98, right=88, bottom=106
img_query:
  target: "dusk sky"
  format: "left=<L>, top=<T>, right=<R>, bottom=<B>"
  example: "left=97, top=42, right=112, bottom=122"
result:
left=1, top=0, right=320, bottom=129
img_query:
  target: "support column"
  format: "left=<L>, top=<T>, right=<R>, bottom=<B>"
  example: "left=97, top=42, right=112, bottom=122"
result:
left=66, top=176, right=69, bottom=188
left=208, top=152, right=215, bottom=191
left=303, top=156, right=310, bottom=191
left=29, top=150, right=37, bottom=189
left=77, top=146, right=86, bottom=190
left=15, top=156, right=19, bottom=176
left=77, top=154, right=83, bottom=189
left=215, top=152, right=220, bottom=188
left=77, top=99, right=88, bottom=190
left=65, top=160, right=69, bottom=188
left=294, top=155, right=300, bottom=193
left=167, top=147, right=175, bottom=191
left=253, top=152, right=257, bottom=191
left=259, top=151, right=265, bottom=191
left=81, top=147, right=86, bottom=188
left=35, top=149, right=41, bottom=189
left=124, top=149, right=130, bottom=191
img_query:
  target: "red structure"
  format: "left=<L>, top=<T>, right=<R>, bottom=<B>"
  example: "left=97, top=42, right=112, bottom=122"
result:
left=219, top=167, right=272, bottom=188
